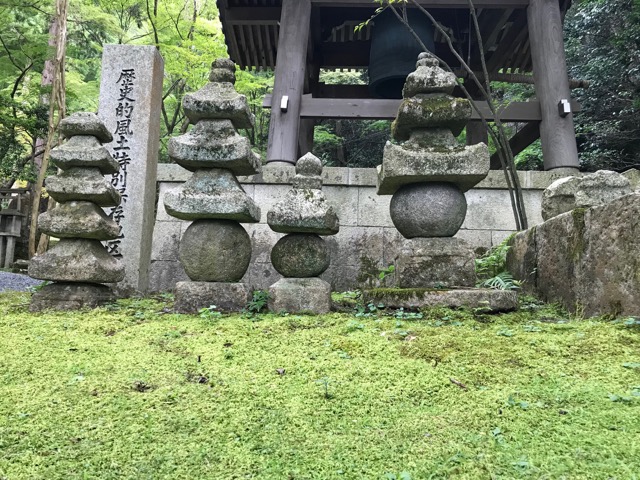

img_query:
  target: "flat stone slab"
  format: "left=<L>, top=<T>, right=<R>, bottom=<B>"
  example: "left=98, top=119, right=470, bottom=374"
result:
left=59, top=112, right=113, bottom=143
left=392, top=94, right=472, bottom=140
left=164, top=168, right=260, bottom=222
left=30, top=282, right=116, bottom=312
left=183, top=83, right=254, bottom=130
left=174, top=281, right=251, bottom=313
left=395, top=237, right=476, bottom=288
left=169, top=119, right=261, bottom=176
left=362, top=288, right=517, bottom=312
left=38, top=201, right=121, bottom=240
left=50, top=136, right=119, bottom=174
left=46, top=167, right=121, bottom=207
left=28, top=239, right=125, bottom=283
left=268, top=277, right=331, bottom=314
left=377, top=141, right=489, bottom=195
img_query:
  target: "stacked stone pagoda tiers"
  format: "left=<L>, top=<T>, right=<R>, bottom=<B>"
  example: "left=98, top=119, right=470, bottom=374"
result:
left=267, top=153, right=338, bottom=314
left=375, top=52, right=489, bottom=289
left=29, top=112, right=125, bottom=311
left=164, top=59, right=261, bottom=313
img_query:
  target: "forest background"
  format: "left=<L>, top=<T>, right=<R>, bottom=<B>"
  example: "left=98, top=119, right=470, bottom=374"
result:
left=1, top=0, right=639, bottom=189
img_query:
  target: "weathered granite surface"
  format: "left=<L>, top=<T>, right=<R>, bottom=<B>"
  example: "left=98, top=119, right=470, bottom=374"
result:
left=362, top=288, right=517, bottom=312
left=38, top=201, right=120, bottom=239
left=395, top=238, right=477, bottom=288
left=29, top=239, right=125, bottom=283
left=168, top=120, right=261, bottom=176
left=179, top=220, right=251, bottom=282
left=50, top=136, right=119, bottom=174
left=174, top=281, right=251, bottom=313
left=507, top=193, right=640, bottom=316
left=59, top=112, right=113, bottom=143
left=390, top=182, right=467, bottom=238
left=268, top=277, right=332, bottom=314
left=46, top=167, right=121, bottom=207
left=268, top=153, right=339, bottom=235
left=30, top=283, right=116, bottom=312
left=402, top=52, right=457, bottom=97
left=164, top=168, right=260, bottom=222
left=541, top=170, right=632, bottom=220
left=271, top=233, right=330, bottom=277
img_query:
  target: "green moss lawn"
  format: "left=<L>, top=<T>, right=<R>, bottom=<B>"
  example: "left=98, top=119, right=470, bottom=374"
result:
left=0, top=292, right=639, bottom=479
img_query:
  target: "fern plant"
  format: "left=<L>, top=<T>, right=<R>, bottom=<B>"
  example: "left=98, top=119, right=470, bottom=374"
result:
left=475, top=237, right=520, bottom=290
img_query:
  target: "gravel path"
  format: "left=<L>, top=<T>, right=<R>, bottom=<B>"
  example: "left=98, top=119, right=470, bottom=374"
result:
left=0, top=271, right=43, bottom=293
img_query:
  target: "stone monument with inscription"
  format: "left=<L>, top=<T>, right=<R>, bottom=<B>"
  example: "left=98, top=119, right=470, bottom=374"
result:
left=98, top=44, right=163, bottom=295
left=164, top=59, right=261, bottom=313
left=29, top=113, right=125, bottom=311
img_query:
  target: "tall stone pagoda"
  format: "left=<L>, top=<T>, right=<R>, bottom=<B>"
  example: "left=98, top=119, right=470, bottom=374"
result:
left=370, top=53, right=517, bottom=311
left=29, top=112, right=125, bottom=310
left=164, top=59, right=261, bottom=312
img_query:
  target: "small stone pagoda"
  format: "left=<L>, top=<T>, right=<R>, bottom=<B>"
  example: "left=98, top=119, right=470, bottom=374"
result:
left=370, top=52, right=516, bottom=311
left=164, top=59, right=261, bottom=312
left=29, top=112, right=125, bottom=310
left=267, top=153, right=338, bottom=314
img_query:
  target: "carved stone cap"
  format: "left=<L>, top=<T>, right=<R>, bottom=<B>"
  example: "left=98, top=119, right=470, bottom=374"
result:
left=209, top=58, right=236, bottom=84
left=402, top=52, right=458, bottom=98
left=60, top=112, right=113, bottom=143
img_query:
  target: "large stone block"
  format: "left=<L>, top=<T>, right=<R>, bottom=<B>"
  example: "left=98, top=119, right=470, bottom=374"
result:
left=507, top=193, right=640, bottom=316
left=150, top=221, right=182, bottom=261
left=182, top=83, right=254, bottom=129
left=148, top=260, right=189, bottom=293
left=30, top=282, right=116, bottom=312
left=29, top=239, right=125, bottom=283
left=395, top=237, right=476, bottom=288
left=541, top=170, right=631, bottom=221
left=174, top=281, right=251, bottom=313
left=268, top=277, right=331, bottom=314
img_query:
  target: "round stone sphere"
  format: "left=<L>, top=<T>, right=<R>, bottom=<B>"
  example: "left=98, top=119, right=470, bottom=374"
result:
left=271, top=233, right=329, bottom=278
left=179, top=219, right=251, bottom=282
left=390, top=182, right=467, bottom=238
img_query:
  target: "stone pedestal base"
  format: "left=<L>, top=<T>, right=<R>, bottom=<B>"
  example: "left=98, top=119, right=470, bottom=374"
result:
left=268, top=278, right=331, bottom=314
left=30, top=282, right=115, bottom=312
left=395, top=237, right=476, bottom=288
left=174, top=281, right=251, bottom=313
left=362, top=288, right=517, bottom=313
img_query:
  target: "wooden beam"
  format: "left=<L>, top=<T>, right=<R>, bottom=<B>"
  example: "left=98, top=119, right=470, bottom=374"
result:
left=528, top=0, right=580, bottom=170
left=225, top=7, right=281, bottom=25
left=489, top=121, right=540, bottom=169
left=264, top=96, right=580, bottom=122
left=266, top=0, right=312, bottom=165
left=310, top=0, right=529, bottom=8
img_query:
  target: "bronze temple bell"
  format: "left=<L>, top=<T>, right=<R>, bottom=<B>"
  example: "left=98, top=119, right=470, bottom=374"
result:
left=368, top=8, right=436, bottom=99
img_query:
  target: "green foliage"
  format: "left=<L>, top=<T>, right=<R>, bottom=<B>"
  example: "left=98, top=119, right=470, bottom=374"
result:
left=1, top=291, right=639, bottom=477
left=243, top=290, right=270, bottom=317
left=565, top=0, right=640, bottom=171
left=475, top=237, right=521, bottom=290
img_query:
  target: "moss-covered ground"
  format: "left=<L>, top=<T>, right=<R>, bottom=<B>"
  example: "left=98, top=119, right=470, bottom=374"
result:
left=1, top=292, right=639, bottom=479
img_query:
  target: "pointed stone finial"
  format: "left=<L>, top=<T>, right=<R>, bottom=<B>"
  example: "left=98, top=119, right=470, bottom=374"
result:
left=402, top=52, right=458, bottom=98
left=292, top=152, right=323, bottom=189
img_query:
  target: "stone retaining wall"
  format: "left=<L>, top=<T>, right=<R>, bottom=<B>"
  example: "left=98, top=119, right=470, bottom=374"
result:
left=149, top=165, right=577, bottom=293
